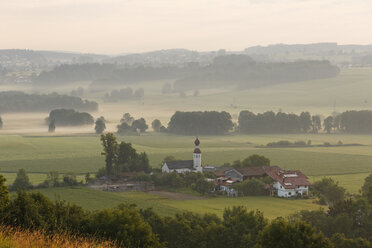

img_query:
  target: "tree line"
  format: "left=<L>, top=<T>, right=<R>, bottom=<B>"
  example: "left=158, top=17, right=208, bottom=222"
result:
left=32, top=56, right=339, bottom=92
left=103, top=87, right=144, bottom=102
left=47, top=109, right=94, bottom=126
left=2, top=172, right=372, bottom=247
left=238, top=110, right=372, bottom=134
left=0, top=91, right=98, bottom=113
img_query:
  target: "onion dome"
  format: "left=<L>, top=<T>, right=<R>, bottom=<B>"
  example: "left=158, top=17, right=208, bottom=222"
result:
left=194, top=138, right=200, bottom=146
left=194, top=148, right=201, bottom=154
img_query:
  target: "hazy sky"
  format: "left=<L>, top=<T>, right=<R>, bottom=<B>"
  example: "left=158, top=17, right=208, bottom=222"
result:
left=0, top=0, right=371, bottom=54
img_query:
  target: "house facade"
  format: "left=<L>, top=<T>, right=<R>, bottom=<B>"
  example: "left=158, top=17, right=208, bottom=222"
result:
left=264, top=166, right=311, bottom=198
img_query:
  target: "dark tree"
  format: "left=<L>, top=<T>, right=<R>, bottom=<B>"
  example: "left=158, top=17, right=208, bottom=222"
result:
left=312, top=177, right=345, bottom=206
left=0, top=116, right=3, bottom=129
left=152, top=119, right=162, bottom=132
left=47, top=109, right=94, bottom=126
left=0, top=174, right=9, bottom=212
left=100, top=133, right=118, bottom=175
left=132, top=118, right=148, bottom=133
left=299, top=112, right=312, bottom=133
left=259, top=218, right=333, bottom=248
left=120, top=113, right=134, bottom=125
left=324, top=116, right=334, bottom=134
left=168, top=111, right=233, bottom=135
left=238, top=154, right=270, bottom=168
left=48, top=118, right=56, bottom=133
left=11, top=169, right=33, bottom=191
left=95, top=116, right=106, bottom=134
left=311, top=115, right=321, bottom=133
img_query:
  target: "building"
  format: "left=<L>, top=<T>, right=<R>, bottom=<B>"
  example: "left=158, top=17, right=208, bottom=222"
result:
left=162, top=138, right=203, bottom=173
left=224, top=167, right=267, bottom=182
left=264, top=166, right=311, bottom=198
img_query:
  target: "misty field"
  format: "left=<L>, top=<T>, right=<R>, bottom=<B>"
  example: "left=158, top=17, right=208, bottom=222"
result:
left=25, top=186, right=321, bottom=219
left=1, top=133, right=372, bottom=193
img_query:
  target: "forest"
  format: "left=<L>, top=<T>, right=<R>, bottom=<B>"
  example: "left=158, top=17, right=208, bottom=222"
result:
left=0, top=91, right=98, bottom=112
left=31, top=55, right=340, bottom=91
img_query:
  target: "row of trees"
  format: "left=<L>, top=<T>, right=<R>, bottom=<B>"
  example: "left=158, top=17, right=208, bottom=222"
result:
left=238, top=110, right=372, bottom=134
left=103, top=87, right=144, bottom=102
left=10, top=169, right=86, bottom=191
left=99, top=133, right=151, bottom=176
left=167, top=111, right=233, bottom=135
left=0, top=91, right=98, bottom=113
left=43, top=109, right=372, bottom=135
left=47, top=109, right=94, bottom=126
left=3, top=173, right=372, bottom=248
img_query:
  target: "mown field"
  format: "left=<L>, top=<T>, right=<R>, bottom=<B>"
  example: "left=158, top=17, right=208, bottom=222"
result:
left=1, top=133, right=372, bottom=193
left=19, top=186, right=322, bottom=219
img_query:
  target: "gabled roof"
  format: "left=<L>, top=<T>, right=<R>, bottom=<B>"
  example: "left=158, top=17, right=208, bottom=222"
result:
left=165, top=160, right=194, bottom=170
left=235, top=167, right=266, bottom=177
left=263, top=166, right=311, bottom=189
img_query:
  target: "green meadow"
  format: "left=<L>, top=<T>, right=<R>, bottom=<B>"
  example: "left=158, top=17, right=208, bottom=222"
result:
left=1, top=133, right=372, bottom=193
left=24, top=186, right=321, bottom=219
left=2, top=67, right=372, bottom=216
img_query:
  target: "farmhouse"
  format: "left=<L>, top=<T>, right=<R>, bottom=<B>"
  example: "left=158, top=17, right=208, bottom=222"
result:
left=264, top=166, right=311, bottom=198
left=224, top=167, right=266, bottom=182
left=162, top=138, right=203, bottom=173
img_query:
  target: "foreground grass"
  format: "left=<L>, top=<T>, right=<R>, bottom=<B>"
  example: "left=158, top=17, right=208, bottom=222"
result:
left=0, top=226, right=116, bottom=248
left=24, top=187, right=321, bottom=219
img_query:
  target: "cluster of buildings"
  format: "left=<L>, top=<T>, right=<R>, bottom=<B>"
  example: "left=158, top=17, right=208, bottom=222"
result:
left=162, top=138, right=311, bottom=198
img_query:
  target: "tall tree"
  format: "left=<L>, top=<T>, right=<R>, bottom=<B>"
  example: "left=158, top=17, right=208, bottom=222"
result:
left=299, top=112, right=312, bottom=133
left=48, top=118, right=56, bottom=133
left=152, top=119, right=162, bottom=132
left=11, top=169, right=32, bottom=191
left=311, top=115, right=321, bottom=133
left=100, top=133, right=118, bottom=175
left=120, top=113, right=134, bottom=125
left=0, top=173, right=9, bottom=213
left=324, top=116, right=334, bottom=134
left=0, top=116, right=3, bottom=129
left=95, top=116, right=106, bottom=134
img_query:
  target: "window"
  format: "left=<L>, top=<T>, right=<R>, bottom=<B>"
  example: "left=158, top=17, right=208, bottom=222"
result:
left=288, top=192, right=292, bottom=195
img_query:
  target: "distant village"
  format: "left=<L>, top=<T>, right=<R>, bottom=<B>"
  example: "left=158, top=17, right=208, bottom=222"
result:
left=94, top=138, right=311, bottom=198
left=161, top=138, right=311, bottom=198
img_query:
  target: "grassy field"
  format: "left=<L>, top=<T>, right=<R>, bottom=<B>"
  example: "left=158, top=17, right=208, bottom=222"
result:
left=2, top=67, right=372, bottom=216
left=1, top=133, right=372, bottom=193
left=23, top=186, right=322, bottom=219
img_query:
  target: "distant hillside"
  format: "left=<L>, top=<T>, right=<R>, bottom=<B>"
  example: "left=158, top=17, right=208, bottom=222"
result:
left=33, top=55, right=339, bottom=90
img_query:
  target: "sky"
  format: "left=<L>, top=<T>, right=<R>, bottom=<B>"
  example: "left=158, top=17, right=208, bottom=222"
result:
left=0, top=0, right=371, bottom=54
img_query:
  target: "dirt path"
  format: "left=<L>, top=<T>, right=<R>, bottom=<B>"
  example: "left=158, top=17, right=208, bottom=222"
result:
left=149, top=191, right=206, bottom=201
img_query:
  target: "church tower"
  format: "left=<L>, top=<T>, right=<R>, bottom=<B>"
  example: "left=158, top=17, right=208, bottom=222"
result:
left=193, top=138, right=202, bottom=172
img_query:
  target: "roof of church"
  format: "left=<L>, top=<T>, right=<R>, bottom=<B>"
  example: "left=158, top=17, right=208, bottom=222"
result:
left=165, top=160, right=194, bottom=170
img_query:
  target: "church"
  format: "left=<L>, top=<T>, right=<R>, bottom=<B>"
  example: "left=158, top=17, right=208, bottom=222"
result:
left=161, top=138, right=203, bottom=173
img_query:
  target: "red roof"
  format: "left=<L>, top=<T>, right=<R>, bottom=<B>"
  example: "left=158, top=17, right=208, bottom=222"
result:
left=263, top=166, right=311, bottom=189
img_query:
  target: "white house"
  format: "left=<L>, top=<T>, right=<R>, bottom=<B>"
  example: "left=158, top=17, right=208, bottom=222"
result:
left=264, top=166, right=311, bottom=198
left=162, top=138, right=203, bottom=173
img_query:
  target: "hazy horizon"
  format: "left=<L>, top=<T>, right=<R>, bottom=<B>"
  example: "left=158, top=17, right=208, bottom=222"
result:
left=1, top=0, right=371, bottom=54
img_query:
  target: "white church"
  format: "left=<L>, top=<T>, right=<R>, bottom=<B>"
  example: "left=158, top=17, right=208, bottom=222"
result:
left=162, top=138, right=203, bottom=173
